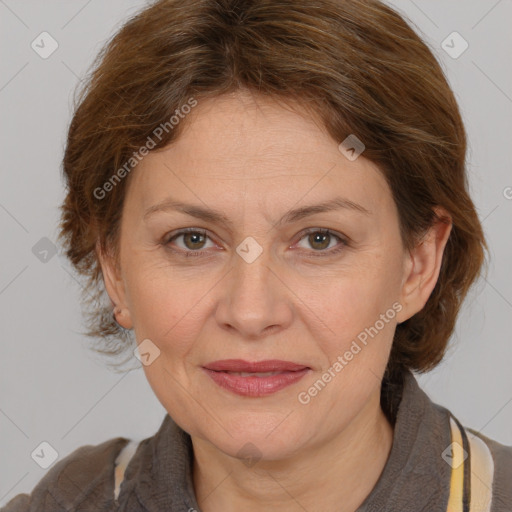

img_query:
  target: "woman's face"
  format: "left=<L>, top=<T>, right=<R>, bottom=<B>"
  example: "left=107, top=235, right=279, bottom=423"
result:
left=103, top=92, right=423, bottom=461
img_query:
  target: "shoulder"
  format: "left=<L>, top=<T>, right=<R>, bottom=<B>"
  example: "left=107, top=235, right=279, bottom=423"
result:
left=1, top=437, right=130, bottom=512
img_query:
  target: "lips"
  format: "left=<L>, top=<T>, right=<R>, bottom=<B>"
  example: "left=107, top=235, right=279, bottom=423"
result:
left=202, top=359, right=310, bottom=397
left=204, top=359, right=308, bottom=372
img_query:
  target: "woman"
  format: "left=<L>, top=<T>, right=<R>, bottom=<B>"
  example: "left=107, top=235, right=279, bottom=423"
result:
left=3, top=0, right=511, bottom=510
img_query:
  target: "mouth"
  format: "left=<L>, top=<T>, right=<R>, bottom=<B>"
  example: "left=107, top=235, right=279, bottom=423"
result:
left=202, top=359, right=311, bottom=397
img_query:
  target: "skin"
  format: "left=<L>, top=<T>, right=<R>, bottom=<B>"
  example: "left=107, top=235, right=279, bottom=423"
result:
left=100, top=90, right=452, bottom=511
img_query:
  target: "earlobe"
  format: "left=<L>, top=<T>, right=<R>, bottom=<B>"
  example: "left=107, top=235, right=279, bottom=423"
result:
left=397, top=208, right=452, bottom=323
left=112, top=305, right=133, bottom=330
left=96, top=240, right=134, bottom=330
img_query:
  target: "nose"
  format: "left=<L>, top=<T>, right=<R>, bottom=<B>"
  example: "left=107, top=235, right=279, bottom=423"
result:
left=214, top=245, right=294, bottom=340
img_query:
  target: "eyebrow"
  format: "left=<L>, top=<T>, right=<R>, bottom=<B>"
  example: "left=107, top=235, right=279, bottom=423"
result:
left=143, top=196, right=371, bottom=228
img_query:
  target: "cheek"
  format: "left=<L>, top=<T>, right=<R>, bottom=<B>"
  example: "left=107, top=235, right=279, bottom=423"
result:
left=313, top=255, right=402, bottom=323
left=308, top=255, right=402, bottom=360
left=122, top=257, right=211, bottom=351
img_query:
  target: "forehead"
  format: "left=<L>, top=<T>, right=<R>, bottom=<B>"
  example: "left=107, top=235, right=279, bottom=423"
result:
left=127, top=92, right=393, bottom=217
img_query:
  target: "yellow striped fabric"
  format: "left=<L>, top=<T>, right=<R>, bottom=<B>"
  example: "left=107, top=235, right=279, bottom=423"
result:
left=113, top=440, right=140, bottom=502
left=466, top=430, right=494, bottom=512
left=447, top=417, right=466, bottom=512
left=446, top=418, right=495, bottom=512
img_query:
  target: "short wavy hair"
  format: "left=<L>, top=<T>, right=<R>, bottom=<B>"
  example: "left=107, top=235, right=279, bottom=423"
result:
left=59, top=0, right=486, bottom=387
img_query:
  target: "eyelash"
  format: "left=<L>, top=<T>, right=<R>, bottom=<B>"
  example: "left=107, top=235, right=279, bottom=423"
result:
left=162, top=227, right=348, bottom=259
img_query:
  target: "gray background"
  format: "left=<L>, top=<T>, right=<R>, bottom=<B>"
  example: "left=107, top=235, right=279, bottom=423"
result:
left=0, top=0, right=511, bottom=505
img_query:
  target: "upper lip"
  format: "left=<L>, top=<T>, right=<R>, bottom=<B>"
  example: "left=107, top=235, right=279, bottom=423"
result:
left=203, top=359, right=309, bottom=372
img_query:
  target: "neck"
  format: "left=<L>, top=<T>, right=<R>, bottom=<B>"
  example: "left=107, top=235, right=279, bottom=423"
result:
left=192, top=389, right=394, bottom=512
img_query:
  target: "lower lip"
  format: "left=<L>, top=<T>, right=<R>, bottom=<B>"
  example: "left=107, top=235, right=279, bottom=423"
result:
left=202, top=368, right=310, bottom=397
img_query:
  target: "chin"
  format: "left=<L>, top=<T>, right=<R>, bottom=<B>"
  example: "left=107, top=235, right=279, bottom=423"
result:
left=192, top=411, right=312, bottom=461
left=211, top=431, right=306, bottom=464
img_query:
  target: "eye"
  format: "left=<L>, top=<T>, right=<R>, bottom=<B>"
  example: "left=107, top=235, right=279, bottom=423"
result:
left=164, top=228, right=216, bottom=256
left=163, top=227, right=348, bottom=258
left=294, top=229, right=347, bottom=256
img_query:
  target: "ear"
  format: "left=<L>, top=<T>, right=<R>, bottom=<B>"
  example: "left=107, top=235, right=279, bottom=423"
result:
left=96, top=240, right=133, bottom=330
left=396, top=207, right=452, bottom=324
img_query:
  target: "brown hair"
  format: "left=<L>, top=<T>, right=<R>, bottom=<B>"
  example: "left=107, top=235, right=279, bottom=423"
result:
left=59, top=0, right=486, bottom=385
